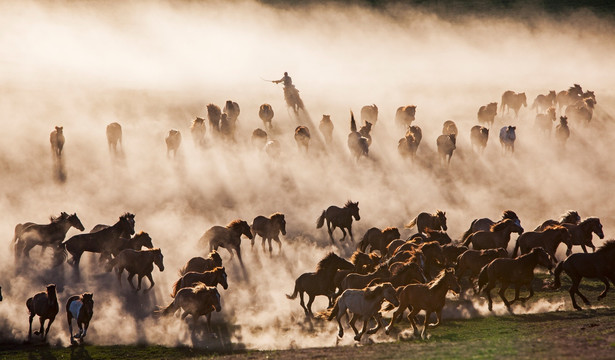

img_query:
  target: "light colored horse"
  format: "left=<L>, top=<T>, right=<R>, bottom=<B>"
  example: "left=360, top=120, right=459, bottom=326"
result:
left=531, top=90, right=556, bottom=113
left=165, top=129, right=181, bottom=158
left=106, top=122, right=122, bottom=153
left=477, top=102, right=497, bottom=128
left=499, top=126, right=516, bottom=153
left=436, top=134, right=456, bottom=166
left=294, top=126, right=311, bottom=153
left=535, top=107, right=556, bottom=135
left=470, top=125, right=489, bottom=153
left=500, top=91, right=527, bottom=118
left=66, top=292, right=93, bottom=345
left=395, top=105, right=417, bottom=127
left=361, top=104, right=378, bottom=126
left=50, top=126, right=65, bottom=157
left=200, top=219, right=253, bottom=267
left=259, top=103, right=274, bottom=130
left=190, top=117, right=206, bottom=147
left=251, top=212, right=287, bottom=254
left=442, top=120, right=458, bottom=136
left=319, top=114, right=334, bottom=145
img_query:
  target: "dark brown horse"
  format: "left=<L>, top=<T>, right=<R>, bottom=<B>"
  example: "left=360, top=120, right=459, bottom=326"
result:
left=462, top=210, right=520, bottom=241
left=105, top=248, right=164, bottom=292
left=385, top=268, right=460, bottom=339
left=27, top=284, right=59, bottom=341
left=368, top=261, right=427, bottom=288
left=406, top=210, right=447, bottom=234
left=534, top=210, right=581, bottom=232
left=287, top=252, right=354, bottom=315
left=478, top=247, right=553, bottom=311
left=200, top=219, right=253, bottom=267
left=436, top=134, right=456, bottom=166
left=512, top=225, right=571, bottom=261
left=442, top=244, right=468, bottom=267
left=455, top=248, right=508, bottom=292
left=157, top=283, right=221, bottom=334
left=408, top=228, right=452, bottom=246
left=259, top=103, right=274, bottom=130
left=179, top=250, right=223, bottom=276
left=462, top=218, right=524, bottom=250
left=347, top=112, right=369, bottom=160
left=316, top=200, right=360, bottom=243
left=171, top=267, right=228, bottom=297
left=358, top=227, right=400, bottom=254
left=395, top=105, right=417, bottom=127
left=551, top=240, right=615, bottom=310
left=338, top=265, right=391, bottom=295
left=470, top=125, right=489, bottom=153
left=66, top=292, right=94, bottom=344
left=561, top=217, right=604, bottom=254
left=251, top=213, right=286, bottom=255
left=62, top=213, right=136, bottom=270
left=13, top=212, right=85, bottom=261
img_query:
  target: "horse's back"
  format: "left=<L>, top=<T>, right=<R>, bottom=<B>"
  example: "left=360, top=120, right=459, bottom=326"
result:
left=201, top=226, right=229, bottom=245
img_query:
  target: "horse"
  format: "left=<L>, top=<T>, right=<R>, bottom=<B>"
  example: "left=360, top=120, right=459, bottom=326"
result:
left=436, top=134, right=456, bottom=166
left=223, top=100, right=240, bottom=123
left=462, top=218, right=524, bottom=251
left=171, top=267, right=228, bottom=297
left=415, top=241, right=445, bottom=280
left=395, top=105, right=417, bottom=127
left=406, top=210, right=447, bottom=234
left=409, top=228, right=453, bottom=246
left=455, top=248, right=508, bottom=293
left=470, top=125, right=489, bottom=153
left=50, top=126, right=65, bottom=157
left=106, top=248, right=164, bottom=291
left=359, top=121, right=373, bottom=146
left=478, top=247, right=553, bottom=311
left=442, top=120, right=458, bottom=136
left=190, top=117, right=206, bottom=147
left=561, top=217, right=604, bottom=254
left=461, top=210, right=520, bottom=241
left=219, top=113, right=235, bottom=142
left=259, top=103, right=274, bottom=130
left=500, top=91, right=527, bottom=118
left=165, top=129, right=181, bottom=158
left=282, top=84, right=304, bottom=114
left=294, top=126, right=311, bottom=153
left=358, top=227, right=401, bottom=255
left=565, top=97, right=596, bottom=124
left=251, top=213, right=286, bottom=255
left=66, top=292, right=94, bottom=345
left=316, top=200, right=360, bottom=243
left=200, top=219, right=253, bottom=268
left=287, top=252, right=354, bottom=315
left=338, top=265, right=391, bottom=295
left=324, top=282, right=399, bottom=341
left=333, top=250, right=382, bottom=295
left=531, top=90, right=556, bottom=113
left=206, top=103, right=222, bottom=132
left=27, top=284, right=59, bottom=341
left=556, top=84, right=583, bottom=111
left=106, top=122, right=122, bottom=154
left=555, top=116, right=570, bottom=147
left=62, top=213, right=136, bottom=270
left=535, top=107, right=556, bottom=135
left=385, top=268, right=460, bottom=339
left=398, top=125, right=422, bottom=160
left=251, top=128, right=268, bottom=150
left=512, top=225, right=571, bottom=261
left=534, top=210, right=581, bottom=232
left=551, top=240, right=615, bottom=310
left=477, top=102, right=497, bottom=128
left=499, top=126, right=516, bottom=153
left=360, top=104, right=378, bottom=126
left=157, top=283, right=221, bottom=334
left=13, top=212, right=85, bottom=261
left=368, top=261, right=427, bottom=288
left=319, top=114, right=334, bottom=145
left=442, top=244, right=468, bottom=267
left=179, top=250, right=223, bottom=276
left=347, top=112, right=369, bottom=160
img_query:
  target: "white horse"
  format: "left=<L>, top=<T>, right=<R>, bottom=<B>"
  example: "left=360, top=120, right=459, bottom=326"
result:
left=499, top=126, right=516, bottom=153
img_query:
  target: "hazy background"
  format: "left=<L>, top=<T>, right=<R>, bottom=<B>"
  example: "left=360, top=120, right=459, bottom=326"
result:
left=1, top=0, right=614, bottom=350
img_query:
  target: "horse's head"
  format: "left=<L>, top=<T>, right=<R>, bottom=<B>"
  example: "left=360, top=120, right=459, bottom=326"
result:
left=443, top=268, right=461, bottom=294
left=345, top=201, right=360, bottom=221
left=532, top=247, right=553, bottom=270
left=210, top=250, right=223, bottom=267
left=153, top=249, right=164, bottom=272
left=67, top=213, right=85, bottom=232
left=435, top=211, right=447, bottom=231
left=588, top=218, right=605, bottom=239
left=211, top=288, right=222, bottom=312
left=121, top=213, right=136, bottom=236
left=239, top=220, right=253, bottom=239
left=55, top=126, right=63, bottom=134
left=81, top=293, right=94, bottom=316
left=46, top=284, right=57, bottom=301
left=383, top=227, right=400, bottom=242
left=272, top=213, right=286, bottom=236
left=217, top=267, right=228, bottom=290
left=135, top=232, right=154, bottom=249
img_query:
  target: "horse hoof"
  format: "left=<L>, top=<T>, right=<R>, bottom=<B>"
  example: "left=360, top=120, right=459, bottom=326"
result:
left=354, top=335, right=361, bottom=341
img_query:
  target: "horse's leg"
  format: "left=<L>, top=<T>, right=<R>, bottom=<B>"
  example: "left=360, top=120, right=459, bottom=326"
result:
left=336, top=311, right=344, bottom=338
left=298, top=291, right=308, bottom=315
left=348, top=313, right=359, bottom=336
left=306, top=294, right=315, bottom=316
left=116, top=268, right=124, bottom=287
left=497, top=281, right=512, bottom=310
left=268, top=238, right=273, bottom=255
left=261, top=236, right=266, bottom=254
left=339, top=227, right=347, bottom=242
left=428, top=309, right=443, bottom=328
left=37, top=317, right=45, bottom=337
left=408, top=308, right=420, bottom=336
left=367, top=313, right=384, bottom=334
left=144, top=273, right=155, bottom=292
left=28, top=314, right=34, bottom=339
left=136, top=274, right=144, bottom=291
left=581, top=244, right=588, bottom=253
left=521, top=282, right=535, bottom=303
left=356, top=317, right=369, bottom=341
left=127, top=272, right=137, bottom=290
left=226, top=247, right=235, bottom=261
left=348, top=226, right=354, bottom=243
left=421, top=311, right=432, bottom=339
left=326, top=221, right=334, bottom=243
left=274, top=235, right=282, bottom=253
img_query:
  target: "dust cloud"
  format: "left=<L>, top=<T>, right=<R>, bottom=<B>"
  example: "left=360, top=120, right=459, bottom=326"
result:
left=0, top=0, right=614, bottom=350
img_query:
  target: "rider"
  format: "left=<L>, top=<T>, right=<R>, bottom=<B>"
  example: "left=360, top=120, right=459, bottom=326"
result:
left=273, top=72, right=293, bottom=87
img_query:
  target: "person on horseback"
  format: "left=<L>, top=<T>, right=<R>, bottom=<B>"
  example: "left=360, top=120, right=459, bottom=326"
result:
left=272, top=72, right=304, bottom=114
left=273, top=72, right=293, bottom=87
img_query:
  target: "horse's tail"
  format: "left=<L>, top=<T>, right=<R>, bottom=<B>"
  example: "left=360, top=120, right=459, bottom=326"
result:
left=155, top=299, right=178, bottom=317
left=170, top=278, right=182, bottom=298
left=316, top=210, right=326, bottom=229
left=404, top=216, right=417, bottom=229
left=477, top=264, right=489, bottom=292
left=461, top=220, right=477, bottom=241
left=550, top=261, right=564, bottom=290
left=286, top=279, right=299, bottom=300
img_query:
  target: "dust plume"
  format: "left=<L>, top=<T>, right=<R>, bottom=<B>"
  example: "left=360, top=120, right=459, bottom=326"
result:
left=0, top=0, right=614, bottom=350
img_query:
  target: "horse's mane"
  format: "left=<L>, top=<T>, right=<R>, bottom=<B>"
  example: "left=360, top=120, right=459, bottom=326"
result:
left=596, top=240, right=615, bottom=253
left=560, top=210, right=580, bottom=223
left=543, top=224, right=566, bottom=232
left=502, top=210, right=519, bottom=220
left=227, top=219, right=246, bottom=229
left=316, top=252, right=345, bottom=274
left=208, top=250, right=222, bottom=263
left=428, top=269, right=449, bottom=289
left=364, top=283, right=388, bottom=300
left=344, top=200, right=358, bottom=209
left=350, top=250, right=369, bottom=265
left=270, top=212, right=285, bottom=221
left=391, top=261, right=419, bottom=277
left=50, top=214, right=64, bottom=223
left=580, top=217, right=600, bottom=227
left=121, top=212, right=135, bottom=220
left=141, top=248, right=161, bottom=253
left=491, top=218, right=514, bottom=232
left=419, top=241, right=441, bottom=251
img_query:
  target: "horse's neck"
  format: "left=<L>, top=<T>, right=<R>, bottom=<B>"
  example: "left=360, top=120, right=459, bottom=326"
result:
left=517, top=253, right=538, bottom=268
left=430, top=278, right=450, bottom=297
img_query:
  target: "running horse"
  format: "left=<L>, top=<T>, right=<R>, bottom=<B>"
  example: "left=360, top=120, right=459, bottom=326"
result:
left=462, top=210, right=520, bottom=242
left=405, top=210, right=447, bottom=234
left=534, top=210, right=581, bottom=232
left=171, top=267, right=228, bottom=297
left=316, top=200, right=360, bottom=243
left=512, top=225, right=572, bottom=261
left=561, top=217, right=604, bottom=254
left=66, top=292, right=94, bottom=345
left=157, top=283, right=221, bottom=334
left=13, top=212, right=85, bottom=263
left=105, top=248, right=164, bottom=292
left=500, top=91, right=527, bottom=118
left=200, top=219, right=253, bottom=268
left=358, top=227, right=401, bottom=255
left=462, top=218, right=524, bottom=250
left=251, top=212, right=287, bottom=255
left=179, top=250, right=223, bottom=276
left=27, top=284, right=59, bottom=341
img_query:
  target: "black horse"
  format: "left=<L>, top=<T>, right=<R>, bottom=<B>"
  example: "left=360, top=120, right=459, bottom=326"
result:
left=316, top=201, right=360, bottom=243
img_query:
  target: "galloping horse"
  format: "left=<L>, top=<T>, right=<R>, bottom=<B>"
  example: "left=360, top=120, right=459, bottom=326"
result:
left=319, top=115, right=334, bottom=145
left=27, top=284, right=59, bottom=341
left=287, top=252, right=354, bottom=315
left=478, top=247, right=553, bottom=311
left=358, top=227, right=401, bottom=255
left=62, top=213, right=135, bottom=270
left=171, top=267, right=228, bottom=297
left=455, top=248, right=508, bottom=292
left=561, top=217, right=604, bottom=254
left=395, top=105, right=417, bottom=127
left=316, top=200, right=360, bottom=243
left=531, top=90, right=556, bottom=113
left=294, top=126, right=311, bottom=153
left=361, top=104, right=378, bottom=126
left=398, top=125, right=422, bottom=160
left=324, top=282, right=399, bottom=341
left=442, top=120, right=458, bottom=136
left=359, top=121, right=373, bottom=146
left=551, top=240, right=615, bottom=310
left=477, top=102, right=497, bottom=128
left=462, top=218, right=523, bottom=250
left=499, top=126, right=516, bottom=153
left=338, top=265, right=391, bottom=295
left=13, top=212, right=85, bottom=261
left=512, top=225, right=571, bottom=261
left=555, top=116, right=570, bottom=147
left=436, top=134, right=456, bottom=166
left=500, top=91, right=527, bottom=118
left=165, top=129, right=181, bottom=158
left=406, top=210, right=447, bottom=234
left=385, top=268, right=460, bottom=339
left=66, top=292, right=94, bottom=344
left=190, top=117, right=206, bottom=147
left=534, top=210, right=581, bottom=232
left=200, top=219, right=253, bottom=267
left=105, top=248, right=164, bottom=292
left=368, top=262, right=427, bottom=288
left=347, top=112, right=369, bottom=160
left=462, top=210, right=520, bottom=241
left=470, top=125, right=489, bottom=153
left=158, top=283, right=221, bottom=334
left=259, top=103, right=274, bottom=130
left=535, top=107, right=556, bottom=135
left=179, top=250, right=223, bottom=276
left=251, top=213, right=286, bottom=254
